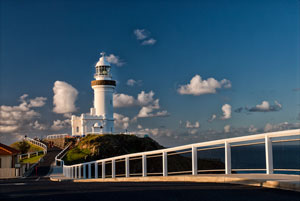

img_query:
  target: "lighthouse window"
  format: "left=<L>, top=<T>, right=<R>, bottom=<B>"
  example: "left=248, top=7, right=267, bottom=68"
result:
left=99, top=66, right=109, bottom=75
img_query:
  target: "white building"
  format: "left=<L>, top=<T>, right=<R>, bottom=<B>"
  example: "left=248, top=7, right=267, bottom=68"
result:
left=71, top=53, right=116, bottom=136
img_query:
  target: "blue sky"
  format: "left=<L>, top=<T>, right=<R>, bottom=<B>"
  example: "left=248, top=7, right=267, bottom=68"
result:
left=0, top=0, right=299, bottom=146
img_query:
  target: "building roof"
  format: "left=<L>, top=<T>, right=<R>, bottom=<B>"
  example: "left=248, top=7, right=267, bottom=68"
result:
left=0, top=143, right=20, bottom=155
left=95, top=52, right=110, bottom=67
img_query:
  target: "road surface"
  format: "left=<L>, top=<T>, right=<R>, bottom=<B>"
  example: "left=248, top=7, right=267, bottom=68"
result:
left=0, top=177, right=299, bottom=201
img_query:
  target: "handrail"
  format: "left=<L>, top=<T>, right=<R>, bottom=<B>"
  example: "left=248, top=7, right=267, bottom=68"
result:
left=55, top=143, right=72, bottom=166
left=24, top=137, right=47, bottom=154
left=61, top=129, right=300, bottom=179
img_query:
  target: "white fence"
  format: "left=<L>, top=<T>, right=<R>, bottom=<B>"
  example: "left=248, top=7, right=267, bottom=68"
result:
left=24, top=137, right=47, bottom=154
left=61, top=129, right=300, bottom=179
left=55, top=143, right=72, bottom=166
left=46, top=134, right=69, bottom=139
left=19, top=151, right=44, bottom=161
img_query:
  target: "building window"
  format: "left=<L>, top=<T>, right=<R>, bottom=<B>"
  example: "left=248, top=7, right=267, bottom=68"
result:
left=110, top=100, right=112, bottom=105
left=76, top=126, right=79, bottom=133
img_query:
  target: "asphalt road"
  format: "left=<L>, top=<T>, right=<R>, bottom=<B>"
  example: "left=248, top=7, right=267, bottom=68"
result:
left=0, top=177, right=299, bottom=201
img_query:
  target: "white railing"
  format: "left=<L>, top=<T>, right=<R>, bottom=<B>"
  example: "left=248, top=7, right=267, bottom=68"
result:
left=24, top=137, right=47, bottom=154
left=55, top=143, right=72, bottom=167
left=46, top=134, right=69, bottom=139
left=19, top=151, right=44, bottom=160
left=61, top=129, right=300, bottom=179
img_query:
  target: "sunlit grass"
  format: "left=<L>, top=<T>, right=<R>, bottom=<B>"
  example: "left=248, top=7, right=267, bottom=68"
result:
left=20, top=153, right=44, bottom=164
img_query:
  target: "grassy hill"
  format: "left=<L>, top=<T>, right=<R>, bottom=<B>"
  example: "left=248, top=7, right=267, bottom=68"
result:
left=63, top=134, right=225, bottom=174
left=11, top=140, right=43, bottom=154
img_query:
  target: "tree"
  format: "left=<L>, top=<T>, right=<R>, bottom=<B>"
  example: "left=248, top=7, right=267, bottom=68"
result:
left=18, top=140, right=30, bottom=154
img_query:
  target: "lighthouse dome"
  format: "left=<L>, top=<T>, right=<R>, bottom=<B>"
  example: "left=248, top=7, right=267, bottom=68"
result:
left=96, top=53, right=110, bottom=67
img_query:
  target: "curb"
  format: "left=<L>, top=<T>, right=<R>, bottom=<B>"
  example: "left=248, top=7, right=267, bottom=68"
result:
left=50, top=174, right=300, bottom=192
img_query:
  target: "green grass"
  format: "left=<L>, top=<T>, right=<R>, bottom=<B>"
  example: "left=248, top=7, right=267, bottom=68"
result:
left=11, top=141, right=44, bottom=153
left=20, top=153, right=44, bottom=164
left=63, top=147, right=91, bottom=164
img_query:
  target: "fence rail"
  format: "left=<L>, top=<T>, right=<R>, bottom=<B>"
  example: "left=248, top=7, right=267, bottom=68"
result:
left=60, top=129, right=300, bottom=179
left=46, top=134, right=69, bottom=139
left=55, top=143, right=72, bottom=166
left=24, top=137, right=47, bottom=154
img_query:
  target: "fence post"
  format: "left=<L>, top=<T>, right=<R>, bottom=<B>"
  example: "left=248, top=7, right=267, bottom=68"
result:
left=75, top=166, right=77, bottom=178
left=125, top=157, right=130, bottom=178
left=162, top=151, right=168, bottom=176
left=83, top=164, right=86, bottom=179
left=192, top=145, right=198, bottom=175
left=265, top=136, right=273, bottom=174
left=95, top=162, right=98, bottom=179
left=102, top=161, right=105, bottom=179
left=112, top=159, right=115, bottom=178
left=225, top=141, right=231, bottom=174
left=78, top=165, right=81, bottom=179
left=88, top=163, right=92, bottom=179
left=142, top=154, right=147, bottom=177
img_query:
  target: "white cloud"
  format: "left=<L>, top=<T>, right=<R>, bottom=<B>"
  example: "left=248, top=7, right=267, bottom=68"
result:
left=127, top=79, right=137, bottom=86
left=142, top=38, right=156, bottom=45
left=248, top=125, right=258, bottom=133
left=113, top=93, right=136, bottom=108
left=28, top=97, right=47, bottom=107
left=137, top=106, right=153, bottom=118
left=220, top=79, right=232, bottom=88
left=114, top=113, right=130, bottom=129
left=208, top=114, right=217, bottom=122
left=264, top=122, right=300, bottom=132
left=137, top=106, right=169, bottom=118
left=178, top=75, right=232, bottom=96
left=248, top=100, right=282, bottom=112
left=51, top=119, right=70, bottom=131
left=224, top=125, right=230, bottom=133
left=221, top=104, right=231, bottom=120
left=274, top=100, right=282, bottom=108
left=133, top=29, right=156, bottom=46
left=53, top=81, right=78, bottom=114
left=137, top=91, right=155, bottom=106
left=256, top=101, right=270, bottom=111
left=114, top=90, right=169, bottom=119
left=0, top=125, right=19, bottom=133
left=105, top=54, right=125, bottom=67
left=134, top=29, right=148, bottom=40
left=0, top=94, right=44, bottom=134
left=185, top=121, right=200, bottom=128
left=30, top=121, right=47, bottom=131
left=136, top=91, right=168, bottom=118
left=127, top=79, right=142, bottom=87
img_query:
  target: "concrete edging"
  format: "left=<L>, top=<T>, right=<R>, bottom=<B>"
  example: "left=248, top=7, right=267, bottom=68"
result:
left=70, top=175, right=300, bottom=192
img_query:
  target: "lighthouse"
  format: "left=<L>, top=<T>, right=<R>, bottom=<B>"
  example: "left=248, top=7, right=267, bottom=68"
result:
left=71, top=52, right=116, bottom=136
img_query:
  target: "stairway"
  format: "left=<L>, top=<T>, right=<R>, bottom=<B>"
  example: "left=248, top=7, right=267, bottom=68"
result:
left=29, top=144, right=62, bottom=177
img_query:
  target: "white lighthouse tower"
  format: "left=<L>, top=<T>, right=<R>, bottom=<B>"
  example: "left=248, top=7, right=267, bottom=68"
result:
left=91, top=52, right=116, bottom=132
left=71, top=52, right=116, bottom=136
